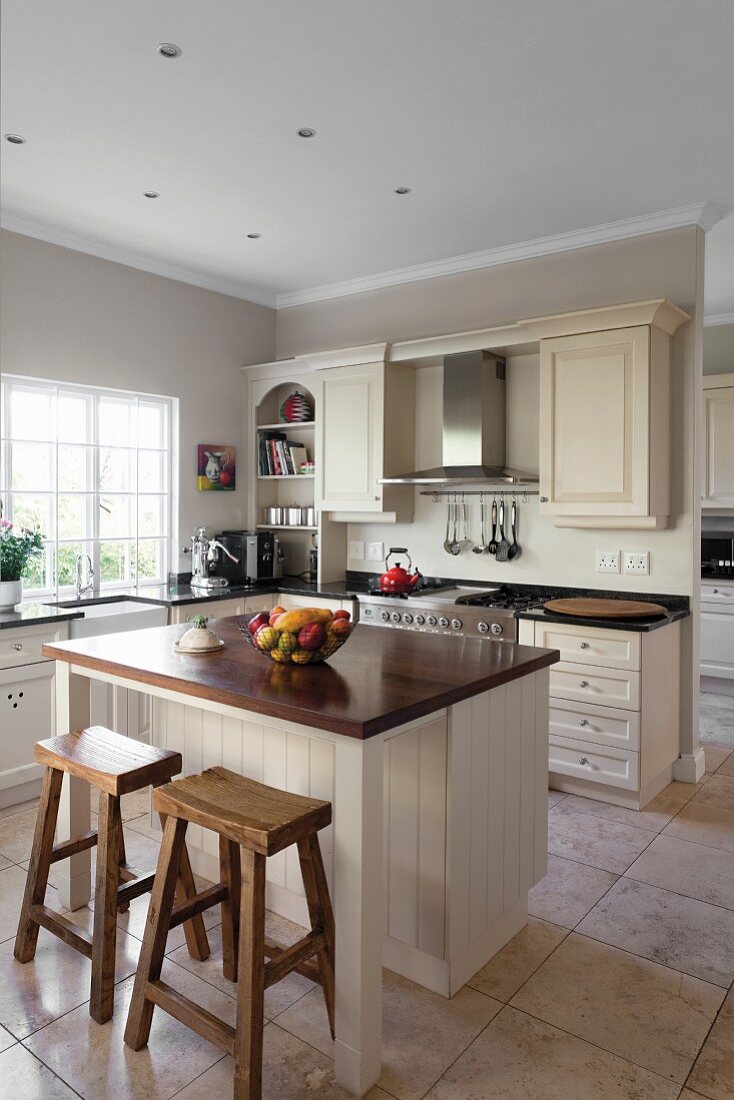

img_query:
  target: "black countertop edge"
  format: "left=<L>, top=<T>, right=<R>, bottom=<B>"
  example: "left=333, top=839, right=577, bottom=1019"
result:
left=0, top=604, right=85, bottom=630
left=515, top=605, right=689, bottom=633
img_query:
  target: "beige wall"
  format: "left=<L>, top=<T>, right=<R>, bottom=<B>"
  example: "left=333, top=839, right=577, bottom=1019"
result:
left=704, top=323, right=734, bottom=374
left=0, top=230, right=275, bottom=570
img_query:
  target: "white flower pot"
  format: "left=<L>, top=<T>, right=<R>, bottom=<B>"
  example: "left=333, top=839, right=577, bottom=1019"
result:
left=0, top=579, right=23, bottom=611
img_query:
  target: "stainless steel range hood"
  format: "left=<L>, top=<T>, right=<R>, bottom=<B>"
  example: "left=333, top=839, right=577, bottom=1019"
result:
left=380, top=350, right=538, bottom=486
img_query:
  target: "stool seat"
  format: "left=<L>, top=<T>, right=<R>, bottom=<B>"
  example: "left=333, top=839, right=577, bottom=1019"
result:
left=35, top=726, right=182, bottom=795
left=154, top=766, right=332, bottom=855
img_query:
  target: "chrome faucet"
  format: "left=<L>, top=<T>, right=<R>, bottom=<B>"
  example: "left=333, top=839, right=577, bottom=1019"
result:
left=75, top=553, right=95, bottom=599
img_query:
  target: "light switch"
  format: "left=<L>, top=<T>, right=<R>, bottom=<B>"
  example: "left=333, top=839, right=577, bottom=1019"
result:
left=366, top=541, right=384, bottom=562
left=349, top=540, right=365, bottom=561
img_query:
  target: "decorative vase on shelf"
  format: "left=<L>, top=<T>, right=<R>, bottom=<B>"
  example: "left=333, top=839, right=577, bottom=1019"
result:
left=0, top=579, right=23, bottom=611
left=279, top=390, right=313, bottom=423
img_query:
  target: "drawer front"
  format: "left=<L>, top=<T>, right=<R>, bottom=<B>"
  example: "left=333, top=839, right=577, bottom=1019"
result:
left=0, top=623, right=66, bottom=670
left=549, top=660, right=640, bottom=711
left=534, top=621, right=640, bottom=670
left=549, top=734, right=639, bottom=790
left=243, top=594, right=276, bottom=614
left=549, top=700, right=640, bottom=751
left=701, top=583, right=734, bottom=610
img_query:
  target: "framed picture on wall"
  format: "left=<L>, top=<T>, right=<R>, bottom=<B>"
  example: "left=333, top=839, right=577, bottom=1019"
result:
left=197, top=444, right=236, bottom=491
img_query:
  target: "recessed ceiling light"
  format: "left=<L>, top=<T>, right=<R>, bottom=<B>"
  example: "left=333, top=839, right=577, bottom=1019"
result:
left=144, top=191, right=160, bottom=199
left=4, top=134, right=26, bottom=144
left=247, top=233, right=261, bottom=239
left=395, top=186, right=412, bottom=195
left=157, top=43, right=182, bottom=58
left=296, top=127, right=316, bottom=138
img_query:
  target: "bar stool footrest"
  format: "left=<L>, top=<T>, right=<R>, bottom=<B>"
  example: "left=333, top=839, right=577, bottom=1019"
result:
left=50, top=830, right=98, bottom=864
left=146, top=979, right=235, bottom=1055
left=117, top=872, right=157, bottom=907
left=264, top=931, right=325, bottom=989
left=29, top=904, right=94, bottom=959
left=169, top=883, right=228, bottom=929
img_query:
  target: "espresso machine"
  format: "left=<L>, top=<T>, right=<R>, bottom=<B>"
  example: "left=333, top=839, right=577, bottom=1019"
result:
left=184, top=527, right=240, bottom=590
left=214, top=530, right=284, bottom=585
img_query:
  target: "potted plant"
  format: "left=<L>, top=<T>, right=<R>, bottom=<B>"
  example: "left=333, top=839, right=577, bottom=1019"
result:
left=0, top=519, right=44, bottom=610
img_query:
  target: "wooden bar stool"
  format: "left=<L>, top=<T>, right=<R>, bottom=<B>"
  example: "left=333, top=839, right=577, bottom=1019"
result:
left=14, top=725, right=210, bottom=1023
left=124, top=766, right=335, bottom=1100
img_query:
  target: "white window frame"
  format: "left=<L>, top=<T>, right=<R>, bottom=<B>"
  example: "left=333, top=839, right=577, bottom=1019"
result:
left=0, top=374, right=176, bottom=597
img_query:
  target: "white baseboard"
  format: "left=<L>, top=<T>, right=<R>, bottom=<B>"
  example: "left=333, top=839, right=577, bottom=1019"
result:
left=673, top=749, right=706, bottom=784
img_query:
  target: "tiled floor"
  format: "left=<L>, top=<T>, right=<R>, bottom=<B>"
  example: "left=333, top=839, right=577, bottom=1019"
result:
left=0, top=694, right=733, bottom=1098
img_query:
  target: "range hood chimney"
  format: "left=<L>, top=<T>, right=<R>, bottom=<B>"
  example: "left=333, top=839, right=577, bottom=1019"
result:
left=380, top=350, right=538, bottom=486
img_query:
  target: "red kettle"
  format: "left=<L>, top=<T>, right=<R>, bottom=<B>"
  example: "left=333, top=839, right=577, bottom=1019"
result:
left=378, top=548, right=423, bottom=595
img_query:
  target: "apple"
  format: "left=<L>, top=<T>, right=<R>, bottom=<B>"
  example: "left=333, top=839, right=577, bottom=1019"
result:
left=247, top=611, right=269, bottom=635
left=333, top=609, right=351, bottom=621
left=269, top=605, right=286, bottom=626
left=298, top=622, right=327, bottom=651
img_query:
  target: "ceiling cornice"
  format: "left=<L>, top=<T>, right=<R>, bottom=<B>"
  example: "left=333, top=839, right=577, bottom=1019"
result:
left=276, top=201, right=721, bottom=309
left=0, top=209, right=278, bottom=309
left=704, top=313, right=734, bottom=327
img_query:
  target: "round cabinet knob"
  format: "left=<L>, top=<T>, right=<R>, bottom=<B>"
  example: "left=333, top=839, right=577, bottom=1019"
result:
left=402, top=613, right=413, bottom=625
left=451, top=618, right=462, bottom=630
left=414, top=614, right=425, bottom=626
left=579, top=756, right=589, bottom=766
left=380, top=610, right=390, bottom=622
left=13, top=643, right=23, bottom=652
left=426, top=615, right=437, bottom=627
left=579, top=680, right=590, bottom=688
left=713, top=589, right=720, bottom=594
left=477, top=621, right=490, bottom=635
left=490, top=623, right=503, bottom=636
left=390, top=611, right=401, bottom=623
left=438, top=616, right=449, bottom=629
left=579, top=642, right=590, bottom=649
left=579, top=719, right=590, bottom=727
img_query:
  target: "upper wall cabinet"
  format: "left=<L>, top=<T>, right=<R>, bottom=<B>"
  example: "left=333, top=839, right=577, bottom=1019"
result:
left=702, top=373, right=734, bottom=509
left=521, top=300, right=690, bottom=529
left=300, top=344, right=415, bottom=521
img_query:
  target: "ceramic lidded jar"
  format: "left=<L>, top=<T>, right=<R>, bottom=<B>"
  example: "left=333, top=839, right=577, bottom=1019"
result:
left=176, top=614, right=221, bottom=652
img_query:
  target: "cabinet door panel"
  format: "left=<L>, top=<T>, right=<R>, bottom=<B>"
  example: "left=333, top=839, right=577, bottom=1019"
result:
left=0, top=662, right=55, bottom=783
left=540, top=327, right=649, bottom=516
left=319, top=363, right=382, bottom=510
left=703, top=387, right=734, bottom=506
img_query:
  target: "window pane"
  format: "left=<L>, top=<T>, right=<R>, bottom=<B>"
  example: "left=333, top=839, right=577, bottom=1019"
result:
left=138, top=402, right=166, bottom=447
left=99, top=541, right=134, bottom=585
left=10, top=493, right=54, bottom=539
left=99, top=447, right=135, bottom=491
left=11, top=442, right=54, bottom=490
left=9, top=388, right=54, bottom=441
left=99, top=494, right=135, bottom=538
left=134, top=539, right=165, bottom=582
left=57, top=394, right=91, bottom=444
left=138, top=450, right=168, bottom=492
left=56, top=543, right=84, bottom=588
left=138, top=495, right=167, bottom=537
left=99, top=398, right=135, bottom=446
left=57, top=494, right=88, bottom=541
left=58, top=445, right=89, bottom=491
left=23, top=544, right=54, bottom=592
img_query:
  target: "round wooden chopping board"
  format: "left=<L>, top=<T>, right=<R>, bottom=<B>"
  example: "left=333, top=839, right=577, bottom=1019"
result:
left=543, top=598, right=667, bottom=619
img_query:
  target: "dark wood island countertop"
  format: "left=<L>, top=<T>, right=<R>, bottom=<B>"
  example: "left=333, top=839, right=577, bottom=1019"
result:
left=43, top=618, right=560, bottom=739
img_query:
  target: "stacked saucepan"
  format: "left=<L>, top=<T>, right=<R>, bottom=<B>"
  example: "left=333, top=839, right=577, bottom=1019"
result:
left=443, top=494, right=521, bottom=560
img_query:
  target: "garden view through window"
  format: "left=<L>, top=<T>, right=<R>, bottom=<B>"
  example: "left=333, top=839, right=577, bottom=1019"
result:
left=0, top=376, right=174, bottom=596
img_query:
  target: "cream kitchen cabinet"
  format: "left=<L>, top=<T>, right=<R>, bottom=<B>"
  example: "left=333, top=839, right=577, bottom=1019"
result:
left=523, top=299, right=690, bottom=529
left=702, top=374, right=734, bottom=509
left=168, top=596, right=247, bottom=626
left=700, top=579, right=734, bottom=685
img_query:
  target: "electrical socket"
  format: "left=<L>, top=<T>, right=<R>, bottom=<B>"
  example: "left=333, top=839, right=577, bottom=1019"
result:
left=348, top=540, right=365, bottom=561
left=366, top=541, right=384, bottom=562
left=595, top=550, right=621, bottom=574
left=623, top=551, right=650, bottom=575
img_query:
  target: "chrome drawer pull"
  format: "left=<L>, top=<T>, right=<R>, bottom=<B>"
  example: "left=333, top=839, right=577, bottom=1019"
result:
left=579, top=680, right=590, bottom=688
left=579, top=719, right=590, bottom=727
left=579, top=756, right=589, bottom=765
left=579, top=642, right=590, bottom=649
left=13, top=643, right=23, bottom=652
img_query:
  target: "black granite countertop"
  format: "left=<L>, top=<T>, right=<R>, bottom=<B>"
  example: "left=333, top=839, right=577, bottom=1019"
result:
left=0, top=603, right=85, bottom=630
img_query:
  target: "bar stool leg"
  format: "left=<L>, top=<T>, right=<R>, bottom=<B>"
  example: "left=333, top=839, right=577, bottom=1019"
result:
left=154, top=781, right=209, bottom=962
left=14, top=767, right=64, bottom=964
left=117, top=822, right=130, bottom=914
left=220, top=837, right=241, bottom=981
left=124, top=816, right=189, bottom=1050
left=90, top=792, right=123, bottom=1023
left=297, top=833, right=336, bottom=1038
left=233, top=847, right=266, bottom=1100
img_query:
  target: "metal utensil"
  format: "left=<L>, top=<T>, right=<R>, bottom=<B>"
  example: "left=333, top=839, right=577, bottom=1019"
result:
left=450, top=501, right=462, bottom=555
left=443, top=500, right=454, bottom=554
left=459, top=496, right=470, bottom=549
left=487, top=498, right=499, bottom=555
left=473, top=496, right=488, bottom=554
left=507, top=498, right=520, bottom=559
left=495, top=499, right=511, bottom=561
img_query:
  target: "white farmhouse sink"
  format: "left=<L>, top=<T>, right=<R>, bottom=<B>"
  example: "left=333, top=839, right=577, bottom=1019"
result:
left=58, top=599, right=168, bottom=640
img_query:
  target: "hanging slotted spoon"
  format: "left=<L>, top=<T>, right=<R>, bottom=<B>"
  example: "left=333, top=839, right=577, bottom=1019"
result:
left=487, top=498, right=499, bottom=555
left=495, top=498, right=511, bottom=562
left=507, top=498, right=520, bottom=560
left=473, top=496, right=488, bottom=554
left=443, top=499, right=454, bottom=554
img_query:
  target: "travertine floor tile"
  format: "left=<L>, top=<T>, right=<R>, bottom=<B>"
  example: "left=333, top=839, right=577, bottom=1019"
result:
left=548, top=803, right=653, bottom=873
left=577, top=877, right=734, bottom=987
left=0, top=915, right=140, bottom=1038
left=0, top=807, right=38, bottom=864
left=559, top=783, right=696, bottom=833
left=625, top=833, right=734, bottom=910
left=46, top=823, right=162, bottom=891
left=511, top=933, right=723, bottom=1082
left=276, top=968, right=501, bottom=1100
left=0, top=1023, right=15, bottom=1053
left=425, top=1005, right=680, bottom=1099
left=466, top=917, right=567, bottom=1002
left=664, top=802, right=734, bottom=855
left=0, top=1042, right=78, bottom=1097
left=0, top=853, right=12, bottom=872
left=700, top=693, right=734, bottom=747
left=0, top=798, right=39, bottom=822
left=25, top=958, right=236, bottom=1098
left=718, top=754, right=734, bottom=776
left=174, top=1023, right=391, bottom=1098
left=704, top=746, right=733, bottom=774
left=547, top=790, right=566, bottom=808
left=528, top=854, right=617, bottom=928
left=692, top=773, right=734, bottom=814
left=687, top=989, right=734, bottom=1100
left=89, top=785, right=151, bottom=822
left=0, top=865, right=32, bottom=944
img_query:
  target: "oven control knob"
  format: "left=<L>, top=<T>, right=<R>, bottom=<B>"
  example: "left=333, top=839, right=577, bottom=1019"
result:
left=451, top=618, right=462, bottom=630
left=414, top=614, right=425, bottom=626
left=402, top=613, right=413, bottom=625
left=438, top=616, right=450, bottom=629
left=426, top=615, right=437, bottom=627
left=390, top=611, right=401, bottom=623
left=380, top=610, right=390, bottom=622
left=490, top=622, right=503, bottom=636
left=477, top=621, right=490, bottom=635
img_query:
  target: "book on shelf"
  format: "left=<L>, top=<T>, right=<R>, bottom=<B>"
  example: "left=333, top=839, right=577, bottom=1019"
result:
left=289, top=444, right=308, bottom=474
left=257, top=428, right=310, bottom=476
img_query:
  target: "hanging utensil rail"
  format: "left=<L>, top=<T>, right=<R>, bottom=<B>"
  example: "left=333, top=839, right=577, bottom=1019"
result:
left=422, top=488, right=538, bottom=503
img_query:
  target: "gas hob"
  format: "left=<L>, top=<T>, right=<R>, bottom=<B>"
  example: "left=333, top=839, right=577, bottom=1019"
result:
left=357, top=586, right=544, bottom=641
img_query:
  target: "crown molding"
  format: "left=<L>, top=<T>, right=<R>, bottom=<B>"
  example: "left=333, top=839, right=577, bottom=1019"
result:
left=0, top=210, right=277, bottom=308
left=704, top=313, right=734, bottom=327
left=276, top=202, right=721, bottom=309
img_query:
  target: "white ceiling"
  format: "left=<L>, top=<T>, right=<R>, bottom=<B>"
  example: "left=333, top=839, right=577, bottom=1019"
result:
left=2, top=1, right=734, bottom=314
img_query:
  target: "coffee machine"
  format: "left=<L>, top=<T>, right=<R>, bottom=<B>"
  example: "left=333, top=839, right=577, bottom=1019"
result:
left=184, top=527, right=240, bottom=590
left=213, top=531, right=284, bottom=585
